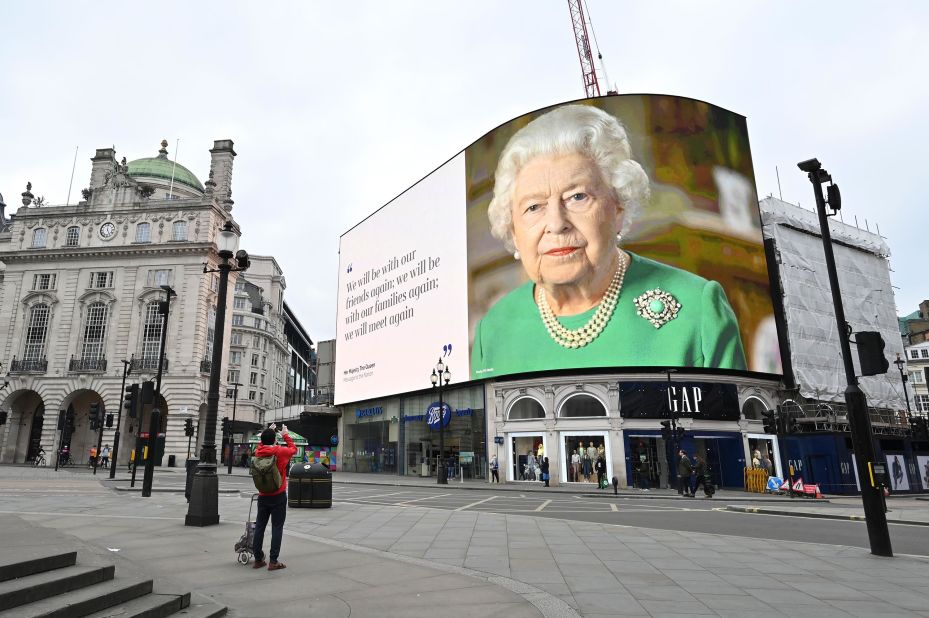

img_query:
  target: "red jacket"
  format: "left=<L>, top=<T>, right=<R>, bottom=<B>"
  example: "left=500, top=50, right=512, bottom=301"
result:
left=254, top=432, right=297, bottom=496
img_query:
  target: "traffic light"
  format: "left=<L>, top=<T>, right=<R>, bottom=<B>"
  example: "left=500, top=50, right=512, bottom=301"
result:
left=58, top=410, right=66, bottom=430
left=762, top=409, right=777, bottom=434
left=221, top=417, right=230, bottom=435
left=781, top=409, right=799, bottom=435
left=89, top=403, right=101, bottom=431
left=675, top=426, right=685, bottom=441
left=184, top=418, right=194, bottom=437
left=124, top=383, right=139, bottom=418
left=659, top=420, right=672, bottom=441
left=141, top=380, right=155, bottom=405
left=66, top=409, right=75, bottom=431
left=856, top=331, right=890, bottom=376
left=105, top=413, right=114, bottom=428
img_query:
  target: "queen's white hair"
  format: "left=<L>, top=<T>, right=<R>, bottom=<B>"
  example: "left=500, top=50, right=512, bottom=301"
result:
left=487, top=104, right=650, bottom=251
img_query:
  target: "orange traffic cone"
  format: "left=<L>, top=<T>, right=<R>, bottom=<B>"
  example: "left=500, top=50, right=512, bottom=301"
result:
left=814, top=485, right=823, bottom=499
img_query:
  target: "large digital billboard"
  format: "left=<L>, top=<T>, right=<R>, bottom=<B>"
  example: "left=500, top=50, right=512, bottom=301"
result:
left=336, top=95, right=782, bottom=405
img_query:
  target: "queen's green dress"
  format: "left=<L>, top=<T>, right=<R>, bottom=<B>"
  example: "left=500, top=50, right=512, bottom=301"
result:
left=471, top=252, right=746, bottom=379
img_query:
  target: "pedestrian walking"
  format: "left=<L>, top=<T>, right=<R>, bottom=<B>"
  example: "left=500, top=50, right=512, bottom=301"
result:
left=595, top=455, right=606, bottom=489
left=490, top=454, right=500, bottom=483
left=89, top=446, right=98, bottom=467
left=100, top=445, right=110, bottom=468
left=692, top=454, right=710, bottom=496
left=637, top=459, right=650, bottom=491
left=250, top=423, right=297, bottom=572
left=540, top=456, right=550, bottom=487
left=677, top=450, right=693, bottom=497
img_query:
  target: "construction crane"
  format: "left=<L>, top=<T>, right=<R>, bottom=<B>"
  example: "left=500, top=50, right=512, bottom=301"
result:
left=567, top=0, right=616, bottom=97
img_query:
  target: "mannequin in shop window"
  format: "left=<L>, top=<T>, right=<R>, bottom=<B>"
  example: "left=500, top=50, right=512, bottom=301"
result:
left=586, top=442, right=598, bottom=482
left=526, top=450, right=537, bottom=481
left=571, top=449, right=580, bottom=482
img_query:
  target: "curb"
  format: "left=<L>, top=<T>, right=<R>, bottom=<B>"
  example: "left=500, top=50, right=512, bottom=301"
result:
left=725, top=505, right=929, bottom=526
left=110, top=485, right=240, bottom=494
left=330, top=479, right=829, bottom=502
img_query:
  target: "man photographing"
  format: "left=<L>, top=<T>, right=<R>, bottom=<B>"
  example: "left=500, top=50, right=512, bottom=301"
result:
left=250, top=423, right=297, bottom=571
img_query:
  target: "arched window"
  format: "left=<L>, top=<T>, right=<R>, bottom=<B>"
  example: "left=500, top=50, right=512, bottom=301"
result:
left=80, top=302, right=109, bottom=361
left=508, top=397, right=545, bottom=420
left=741, top=397, right=768, bottom=421
left=66, top=226, right=80, bottom=247
left=135, top=222, right=151, bottom=243
left=24, top=304, right=50, bottom=361
left=141, top=301, right=163, bottom=364
left=172, top=220, right=187, bottom=241
left=205, top=306, right=216, bottom=360
left=559, top=394, right=607, bottom=418
left=31, top=228, right=47, bottom=248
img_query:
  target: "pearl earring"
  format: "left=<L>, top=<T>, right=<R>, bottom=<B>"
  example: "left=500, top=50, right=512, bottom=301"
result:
left=616, top=232, right=623, bottom=245
left=513, top=250, right=520, bottom=260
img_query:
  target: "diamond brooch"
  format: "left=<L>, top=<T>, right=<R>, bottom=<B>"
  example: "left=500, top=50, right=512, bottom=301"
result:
left=634, top=288, right=681, bottom=329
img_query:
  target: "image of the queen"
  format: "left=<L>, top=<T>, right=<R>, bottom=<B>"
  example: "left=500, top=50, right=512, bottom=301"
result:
left=470, top=104, right=746, bottom=378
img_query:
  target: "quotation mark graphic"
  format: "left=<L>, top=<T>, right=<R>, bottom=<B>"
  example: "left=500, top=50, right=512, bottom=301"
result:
left=442, top=343, right=453, bottom=357
left=347, top=263, right=353, bottom=273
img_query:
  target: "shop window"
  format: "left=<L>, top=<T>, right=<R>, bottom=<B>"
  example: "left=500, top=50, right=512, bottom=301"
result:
left=558, top=394, right=606, bottom=417
left=507, top=397, right=545, bottom=420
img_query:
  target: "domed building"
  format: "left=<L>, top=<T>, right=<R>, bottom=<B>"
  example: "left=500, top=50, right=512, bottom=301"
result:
left=0, top=139, right=301, bottom=469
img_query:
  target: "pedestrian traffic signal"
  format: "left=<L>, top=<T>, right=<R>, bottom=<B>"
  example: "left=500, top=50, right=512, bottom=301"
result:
left=66, top=409, right=75, bottom=431
left=762, top=409, right=777, bottom=434
left=856, top=331, right=890, bottom=376
left=184, top=417, right=194, bottom=437
left=659, top=420, right=672, bottom=441
left=89, top=403, right=101, bottom=431
left=124, top=383, right=139, bottom=418
left=105, top=413, right=114, bottom=428
left=221, top=417, right=230, bottom=435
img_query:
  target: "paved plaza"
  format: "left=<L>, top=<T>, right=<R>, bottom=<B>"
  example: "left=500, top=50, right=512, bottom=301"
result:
left=2, top=466, right=929, bottom=616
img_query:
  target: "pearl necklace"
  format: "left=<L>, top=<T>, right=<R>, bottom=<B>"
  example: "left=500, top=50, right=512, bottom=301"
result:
left=536, top=252, right=628, bottom=349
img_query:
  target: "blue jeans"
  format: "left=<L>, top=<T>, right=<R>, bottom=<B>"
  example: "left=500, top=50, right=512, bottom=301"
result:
left=253, top=492, right=287, bottom=563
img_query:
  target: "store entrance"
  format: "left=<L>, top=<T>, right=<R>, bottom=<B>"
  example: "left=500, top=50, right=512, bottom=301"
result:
left=628, top=438, right=662, bottom=489
left=511, top=435, right=543, bottom=481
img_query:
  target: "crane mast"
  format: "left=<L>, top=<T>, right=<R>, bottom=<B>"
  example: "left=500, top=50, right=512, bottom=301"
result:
left=567, top=0, right=600, bottom=98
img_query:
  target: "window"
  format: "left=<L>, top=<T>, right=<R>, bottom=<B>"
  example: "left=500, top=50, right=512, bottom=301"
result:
left=226, top=388, right=237, bottom=399
left=260, top=374, right=265, bottom=387
left=227, top=369, right=240, bottom=383
left=205, top=307, right=216, bottom=361
left=253, top=336, right=261, bottom=347
left=912, top=350, right=920, bottom=360
left=135, top=222, right=151, bottom=243
left=23, top=304, right=50, bottom=361
left=32, top=274, right=57, bottom=290
left=90, top=271, right=113, bottom=288
left=210, top=273, right=218, bottom=292
left=66, top=226, right=80, bottom=247
left=253, top=317, right=262, bottom=329
left=235, top=280, right=246, bottom=292
left=559, top=394, right=607, bottom=418
left=263, top=339, right=268, bottom=352
left=230, top=351, right=241, bottom=365
left=248, top=391, right=256, bottom=401
left=912, top=371, right=926, bottom=384
left=234, top=297, right=249, bottom=310
left=250, top=372, right=258, bottom=385
left=916, top=395, right=929, bottom=414
left=231, top=315, right=244, bottom=326
left=230, top=332, right=243, bottom=345
left=261, top=355, right=266, bottom=369
left=80, top=302, right=109, bottom=360
left=172, top=220, right=187, bottom=241
left=923, top=349, right=929, bottom=359
left=141, top=302, right=163, bottom=362
left=251, top=354, right=259, bottom=367
left=31, top=228, right=47, bottom=248
left=259, top=392, right=264, bottom=404
left=147, top=269, right=171, bottom=287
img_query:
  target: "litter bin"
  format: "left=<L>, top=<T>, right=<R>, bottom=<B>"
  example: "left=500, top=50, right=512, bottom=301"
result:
left=168, top=454, right=176, bottom=468
left=185, top=457, right=199, bottom=503
left=288, top=462, right=332, bottom=508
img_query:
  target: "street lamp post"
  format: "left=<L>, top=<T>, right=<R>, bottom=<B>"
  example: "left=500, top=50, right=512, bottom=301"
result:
left=430, top=358, right=451, bottom=485
left=227, top=382, right=241, bottom=474
left=894, top=354, right=912, bottom=416
left=186, top=221, right=249, bottom=527
left=142, top=285, right=175, bottom=497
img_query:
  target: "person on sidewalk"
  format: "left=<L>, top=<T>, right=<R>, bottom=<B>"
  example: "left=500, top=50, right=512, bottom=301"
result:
left=100, top=445, right=110, bottom=469
left=251, top=423, right=297, bottom=572
left=595, top=455, right=606, bottom=489
left=677, top=450, right=693, bottom=497
left=637, top=458, right=650, bottom=491
left=692, top=454, right=709, bottom=497
left=540, top=457, right=550, bottom=487
left=89, top=446, right=98, bottom=467
left=490, top=454, right=500, bottom=483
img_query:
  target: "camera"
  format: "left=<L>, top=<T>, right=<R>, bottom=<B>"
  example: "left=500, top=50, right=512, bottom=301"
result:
left=797, top=158, right=822, bottom=173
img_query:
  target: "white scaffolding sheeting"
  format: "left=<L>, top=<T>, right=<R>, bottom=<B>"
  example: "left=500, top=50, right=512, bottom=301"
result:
left=761, top=197, right=905, bottom=410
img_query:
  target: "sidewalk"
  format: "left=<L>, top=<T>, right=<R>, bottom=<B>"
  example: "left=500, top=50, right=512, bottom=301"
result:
left=727, top=497, right=929, bottom=526
left=3, top=466, right=929, bottom=616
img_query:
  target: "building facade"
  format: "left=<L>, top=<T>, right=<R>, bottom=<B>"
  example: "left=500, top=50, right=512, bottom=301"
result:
left=0, top=139, right=293, bottom=467
left=903, top=341, right=929, bottom=417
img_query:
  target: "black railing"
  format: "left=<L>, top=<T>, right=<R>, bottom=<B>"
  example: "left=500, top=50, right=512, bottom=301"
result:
left=69, top=357, right=107, bottom=372
left=200, top=359, right=212, bottom=373
left=131, top=357, right=169, bottom=372
left=9, top=357, right=48, bottom=373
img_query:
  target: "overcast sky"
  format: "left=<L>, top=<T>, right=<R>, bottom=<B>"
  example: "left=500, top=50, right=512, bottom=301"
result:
left=2, top=1, right=927, bottom=340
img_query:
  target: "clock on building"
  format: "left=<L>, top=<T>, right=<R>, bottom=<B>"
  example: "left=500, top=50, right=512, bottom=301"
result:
left=99, top=222, right=116, bottom=240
